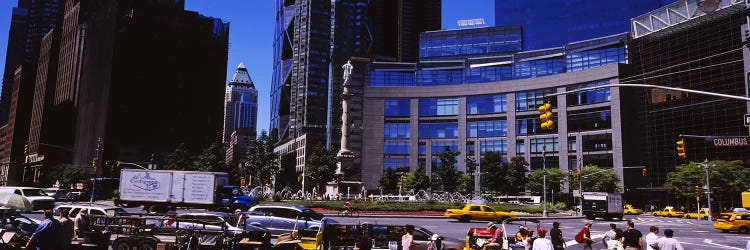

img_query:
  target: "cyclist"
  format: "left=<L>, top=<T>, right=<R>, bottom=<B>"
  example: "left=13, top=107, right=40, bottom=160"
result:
left=343, top=201, right=353, bottom=215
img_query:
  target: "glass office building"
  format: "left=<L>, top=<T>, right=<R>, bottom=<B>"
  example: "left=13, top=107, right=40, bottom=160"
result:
left=494, top=0, right=676, bottom=50
left=360, top=25, right=632, bottom=190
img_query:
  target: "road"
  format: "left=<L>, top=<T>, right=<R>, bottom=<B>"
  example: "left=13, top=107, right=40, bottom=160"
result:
left=336, top=215, right=750, bottom=250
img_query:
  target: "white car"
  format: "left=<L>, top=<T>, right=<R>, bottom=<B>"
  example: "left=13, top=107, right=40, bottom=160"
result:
left=53, top=204, right=128, bottom=218
left=161, top=212, right=244, bottom=233
left=0, top=186, right=56, bottom=211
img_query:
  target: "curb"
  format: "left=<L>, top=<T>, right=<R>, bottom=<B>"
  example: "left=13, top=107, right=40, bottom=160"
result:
left=324, top=213, right=586, bottom=220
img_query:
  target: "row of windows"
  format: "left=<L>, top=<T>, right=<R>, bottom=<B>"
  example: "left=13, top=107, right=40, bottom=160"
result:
left=514, top=58, right=564, bottom=78
left=418, top=98, right=458, bottom=116
left=467, top=95, right=507, bottom=114
left=384, top=123, right=410, bottom=138
left=515, top=89, right=557, bottom=112
left=566, top=80, right=611, bottom=106
left=567, top=46, right=627, bottom=72
left=418, top=122, right=459, bottom=139
left=384, top=141, right=410, bottom=155
left=467, top=120, right=508, bottom=137
left=419, top=29, right=522, bottom=58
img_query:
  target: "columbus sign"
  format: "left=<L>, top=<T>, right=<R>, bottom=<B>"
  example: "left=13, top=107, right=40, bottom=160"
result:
left=713, top=137, right=750, bottom=147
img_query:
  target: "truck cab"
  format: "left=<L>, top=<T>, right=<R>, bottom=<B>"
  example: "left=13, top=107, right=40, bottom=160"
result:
left=217, top=185, right=256, bottom=211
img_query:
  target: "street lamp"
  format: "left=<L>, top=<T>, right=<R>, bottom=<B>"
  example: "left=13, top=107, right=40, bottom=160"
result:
left=542, top=145, right=548, bottom=218
left=701, top=159, right=714, bottom=221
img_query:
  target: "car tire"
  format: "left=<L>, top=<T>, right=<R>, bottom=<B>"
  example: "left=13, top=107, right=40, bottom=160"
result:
left=684, top=215, right=691, bottom=219
left=498, top=217, right=509, bottom=223
left=139, top=240, right=157, bottom=250
left=666, top=214, right=671, bottom=218
left=112, top=239, right=132, bottom=250
left=721, top=230, right=729, bottom=233
left=739, top=226, right=749, bottom=234
left=459, top=215, right=471, bottom=222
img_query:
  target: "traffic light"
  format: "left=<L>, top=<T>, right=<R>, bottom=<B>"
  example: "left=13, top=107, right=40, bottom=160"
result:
left=23, top=143, right=28, bottom=155
left=91, top=157, right=97, bottom=169
left=642, top=168, right=647, bottom=176
left=538, top=102, right=554, bottom=130
left=676, top=139, right=686, bottom=159
left=694, top=185, right=701, bottom=201
left=576, top=170, right=581, bottom=179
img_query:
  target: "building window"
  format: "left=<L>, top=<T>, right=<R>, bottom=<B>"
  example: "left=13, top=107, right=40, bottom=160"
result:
left=384, top=141, right=410, bottom=155
left=530, top=156, right=560, bottom=170
left=467, top=120, right=507, bottom=137
left=384, top=123, right=410, bottom=139
left=515, top=89, right=556, bottom=112
left=418, top=142, right=427, bottom=155
left=431, top=140, right=459, bottom=170
left=467, top=141, right=476, bottom=155
left=467, top=94, right=507, bottom=114
left=417, top=70, right=463, bottom=86
left=567, top=109, right=612, bottom=132
left=516, top=140, right=525, bottom=154
left=514, top=57, right=564, bottom=79
left=582, top=133, right=612, bottom=152
left=480, top=140, right=507, bottom=155
left=516, top=117, right=557, bottom=135
left=568, top=136, right=577, bottom=152
left=383, top=157, right=410, bottom=172
left=530, top=137, right=559, bottom=153
left=567, top=45, right=627, bottom=72
left=466, top=65, right=513, bottom=83
left=419, top=122, right=459, bottom=138
left=384, top=99, right=410, bottom=117
left=583, top=153, right=613, bottom=168
left=368, top=70, right=415, bottom=87
left=567, top=80, right=611, bottom=106
left=419, top=98, right=458, bottom=116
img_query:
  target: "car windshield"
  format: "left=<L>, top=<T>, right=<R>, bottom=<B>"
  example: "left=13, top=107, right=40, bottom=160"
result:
left=718, top=214, right=732, bottom=220
left=105, top=208, right=128, bottom=216
left=301, top=209, right=324, bottom=220
left=23, top=189, right=47, bottom=196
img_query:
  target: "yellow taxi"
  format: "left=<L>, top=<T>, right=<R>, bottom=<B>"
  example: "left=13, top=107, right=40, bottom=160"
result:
left=623, top=204, right=643, bottom=215
left=651, top=206, right=685, bottom=217
left=714, top=212, right=750, bottom=233
left=683, top=208, right=710, bottom=220
left=445, top=204, right=516, bottom=222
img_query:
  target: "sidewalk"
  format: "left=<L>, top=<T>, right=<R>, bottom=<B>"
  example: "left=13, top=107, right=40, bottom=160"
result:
left=316, top=208, right=584, bottom=220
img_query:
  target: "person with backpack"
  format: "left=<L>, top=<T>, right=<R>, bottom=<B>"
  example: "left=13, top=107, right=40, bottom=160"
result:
left=575, top=220, right=595, bottom=250
left=622, top=221, right=643, bottom=250
left=549, top=222, right=565, bottom=250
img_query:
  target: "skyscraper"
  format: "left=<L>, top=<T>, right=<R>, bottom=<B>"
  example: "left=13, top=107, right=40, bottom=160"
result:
left=223, top=62, right=258, bottom=144
left=271, top=0, right=441, bottom=188
left=494, top=0, right=676, bottom=50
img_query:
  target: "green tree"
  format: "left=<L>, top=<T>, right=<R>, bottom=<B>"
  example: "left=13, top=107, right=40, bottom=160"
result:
left=570, top=165, right=622, bottom=193
left=163, top=143, right=192, bottom=170
left=398, top=173, right=415, bottom=192
left=379, top=168, right=399, bottom=194
left=412, top=165, right=431, bottom=191
left=305, top=144, right=338, bottom=196
left=480, top=151, right=505, bottom=193
left=459, top=173, right=474, bottom=193
left=526, top=168, right=567, bottom=196
left=433, top=146, right=461, bottom=192
left=243, top=131, right=280, bottom=187
left=192, top=143, right=224, bottom=172
left=665, top=160, right=750, bottom=206
left=51, top=164, right=93, bottom=188
left=503, top=156, right=529, bottom=195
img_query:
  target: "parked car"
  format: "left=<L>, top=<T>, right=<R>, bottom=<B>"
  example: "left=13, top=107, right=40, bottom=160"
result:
left=445, top=204, right=516, bottom=222
left=651, top=206, right=685, bottom=217
left=242, top=204, right=334, bottom=236
left=43, top=188, right=71, bottom=201
left=0, top=207, right=39, bottom=233
left=714, top=212, right=750, bottom=233
left=53, top=204, right=128, bottom=218
left=623, top=204, right=644, bottom=215
left=0, top=186, right=55, bottom=211
left=66, top=189, right=88, bottom=201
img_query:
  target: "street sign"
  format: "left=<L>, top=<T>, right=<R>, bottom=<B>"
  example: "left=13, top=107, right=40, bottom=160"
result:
left=745, top=114, right=750, bottom=127
left=713, top=137, right=750, bottom=147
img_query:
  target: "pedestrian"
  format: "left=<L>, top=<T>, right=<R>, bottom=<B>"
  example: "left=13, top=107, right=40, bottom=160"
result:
left=482, top=222, right=502, bottom=250
left=427, top=234, right=446, bottom=250
left=59, top=209, right=74, bottom=250
left=74, top=210, right=88, bottom=238
left=622, top=221, right=643, bottom=250
left=603, top=223, right=617, bottom=249
left=402, top=224, right=418, bottom=250
left=580, top=220, right=595, bottom=250
left=606, top=229, right=624, bottom=250
left=645, top=226, right=659, bottom=250
left=549, top=222, right=565, bottom=250
left=655, top=229, right=683, bottom=250
left=531, top=228, right=553, bottom=250
left=25, top=210, right=62, bottom=250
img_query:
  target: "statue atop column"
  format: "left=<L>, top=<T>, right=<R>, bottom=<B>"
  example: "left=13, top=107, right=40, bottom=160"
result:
left=338, top=60, right=355, bottom=158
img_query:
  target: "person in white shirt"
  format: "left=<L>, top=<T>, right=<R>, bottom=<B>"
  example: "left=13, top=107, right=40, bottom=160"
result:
left=645, top=226, right=659, bottom=250
left=532, top=228, right=553, bottom=250
left=603, top=223, right=617, bottom=249
left=656, top=229, right=683, bottom=250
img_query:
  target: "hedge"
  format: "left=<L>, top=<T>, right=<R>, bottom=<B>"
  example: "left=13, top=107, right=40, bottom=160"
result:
left=262, top=200, right=560, bottom=214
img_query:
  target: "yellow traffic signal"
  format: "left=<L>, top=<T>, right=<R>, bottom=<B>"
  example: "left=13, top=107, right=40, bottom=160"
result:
left=538, top=102, right=554, bottom=130
left=23, top=143, right=28, bottom=155
left=676, top=139, right=686, bottom=159
left=91, top=157, right=97, bottom=168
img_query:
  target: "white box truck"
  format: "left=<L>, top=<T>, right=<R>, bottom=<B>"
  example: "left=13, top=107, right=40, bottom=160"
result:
left=582, top=192, right=624, bottom=220
left=118, top=169, right=256, bottom=213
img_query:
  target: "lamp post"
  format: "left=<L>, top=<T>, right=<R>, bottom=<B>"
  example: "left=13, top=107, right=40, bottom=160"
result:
left=542, top=145, right=548, bottom=218
left=578, top=158, right=583, bottom=216
left=702, top=159, right=714, bottom=221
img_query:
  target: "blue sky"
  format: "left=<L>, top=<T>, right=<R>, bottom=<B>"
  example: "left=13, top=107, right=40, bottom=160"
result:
left=0, top=0, right=494, bottom=134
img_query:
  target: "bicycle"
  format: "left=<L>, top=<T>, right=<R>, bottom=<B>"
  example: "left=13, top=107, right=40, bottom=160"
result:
left=337, top=209, right=359, bottom=217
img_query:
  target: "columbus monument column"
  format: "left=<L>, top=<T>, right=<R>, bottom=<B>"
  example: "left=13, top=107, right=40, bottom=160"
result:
left=338, top=60, right=355, bottom=160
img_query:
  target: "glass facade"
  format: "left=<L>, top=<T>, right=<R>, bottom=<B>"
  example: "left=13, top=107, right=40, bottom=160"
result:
left=384, top=123, right=410, bottom=138
left=417, top=70, right=463, bottom=86
left=369, top=70, right=415, bottom=87
left=514, top=57, right=564, bottom=78
left=567, top=45, right=627, bottom=72
left=384, top=141, right=410, bottom=155
left=467, top=120, right=507, bottom=137
left=530, top=138, right=559, bottom=153
left=418, top=122, right=459, bottom=138
left=419, top=26, right=523, bottom=60
left=515, top=89, right=556, bottom=112
left=419, top=98, right=458, bottom=116
left=383, top=157, right=410, bottom=172
left=467, top=94, right=507, bottom=114
left=567, top=80, right=611, bottom=106
left=567, top=109, right=612, bottom=132
left=466, top=65, right=513, bottom=83
left=384, top=99, right=410, bottom=117
left=480, top=140, right=507, bottom=155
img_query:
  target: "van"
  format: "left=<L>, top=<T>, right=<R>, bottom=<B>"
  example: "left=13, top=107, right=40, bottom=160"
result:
left=0, top=186, right=56, bottom=211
